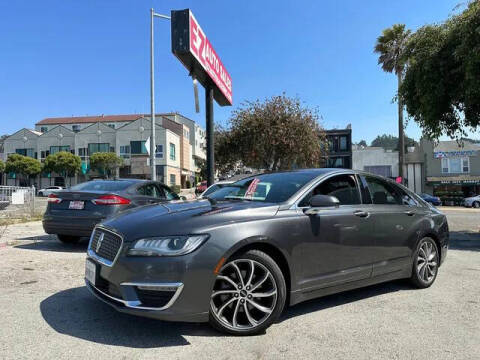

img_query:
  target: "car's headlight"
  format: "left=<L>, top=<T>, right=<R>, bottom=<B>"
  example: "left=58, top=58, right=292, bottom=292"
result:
left=127, top=235, right=209, bottom=257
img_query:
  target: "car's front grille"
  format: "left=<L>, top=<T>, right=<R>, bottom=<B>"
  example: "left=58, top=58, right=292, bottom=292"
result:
left=89, top=228, right=123, bottom=263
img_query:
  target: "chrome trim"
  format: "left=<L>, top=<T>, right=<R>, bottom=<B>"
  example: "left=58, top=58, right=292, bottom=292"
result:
left=86, top=279, right=184, bottom=311
left=87, top=226, right=124, bottom=267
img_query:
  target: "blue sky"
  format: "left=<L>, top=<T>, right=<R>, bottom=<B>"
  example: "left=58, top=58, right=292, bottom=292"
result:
left=0, top=0, right=474, bottom=143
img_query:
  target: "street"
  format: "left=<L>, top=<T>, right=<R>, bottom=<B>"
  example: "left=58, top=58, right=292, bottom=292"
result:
left=0, top=208, right=478, bottom=360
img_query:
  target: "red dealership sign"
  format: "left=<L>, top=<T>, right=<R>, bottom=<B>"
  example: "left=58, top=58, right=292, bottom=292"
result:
left=171, top=9, right=233, bottom=106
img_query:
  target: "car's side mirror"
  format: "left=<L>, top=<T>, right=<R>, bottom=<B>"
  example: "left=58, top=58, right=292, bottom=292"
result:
left=180, top=196, right=187, bottom=200
left=304, top=194, right=340, bottom=215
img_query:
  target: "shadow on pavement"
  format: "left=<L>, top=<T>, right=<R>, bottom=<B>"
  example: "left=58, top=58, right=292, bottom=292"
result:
left=40, top=286, right=217, bottom=348
left=14, top=236, right=89, bottom=253
left=41, top=280, right=412, bottom=346
left=282, top=280, right=411, bottom=321
left=449, top=231, right=480, bottom=251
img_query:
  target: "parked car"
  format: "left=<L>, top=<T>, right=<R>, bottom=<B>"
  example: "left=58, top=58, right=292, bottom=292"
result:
left=420, top=193, right=442, bottom=206
left=463, top=194, right=480, bottom=208
left=43, top=179, right=181, bottom=244
left=38, top=186, right=64, bottom=197
left=195, top=181, right=208, bottom=195
left=200, top=180, right=234, bottom=198
left=84, top=169, right=449, bottom=335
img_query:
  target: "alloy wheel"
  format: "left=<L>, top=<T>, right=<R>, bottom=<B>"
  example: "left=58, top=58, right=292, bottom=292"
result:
left=416, top=241, right=438, bottom=283
left=210, top=259, right=278, bottom=331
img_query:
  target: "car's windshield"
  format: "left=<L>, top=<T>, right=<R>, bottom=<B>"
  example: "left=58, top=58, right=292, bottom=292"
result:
left=69, top=180, right=134, bottom=192
left=207, top=172, right=319, bottom=203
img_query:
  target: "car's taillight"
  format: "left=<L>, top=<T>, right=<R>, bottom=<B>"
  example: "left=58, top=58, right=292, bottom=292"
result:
left=91, top=195, right=131, bottom=205
left=47, top=194, right=62, bottom=203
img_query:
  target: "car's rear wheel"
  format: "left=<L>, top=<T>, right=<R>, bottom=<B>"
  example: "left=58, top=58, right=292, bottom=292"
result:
left=410, top=237, right=439, bottom=288
left=57, top=234, right=81, bottom=244
left=209, top=250, right=286, bottom=335
left=473, top=201, right=480, bottom=208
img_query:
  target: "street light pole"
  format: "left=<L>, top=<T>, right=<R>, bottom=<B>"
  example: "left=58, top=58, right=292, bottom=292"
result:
left=149, top=8, right=171, bottom=181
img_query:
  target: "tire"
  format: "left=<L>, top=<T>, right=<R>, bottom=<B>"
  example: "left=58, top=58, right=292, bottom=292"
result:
left=410, top=237, right=439, bottom=288
left=57, top=234, right=81, bottom=244
left=209, top=249, right=287, bottom=336
left=473, top=201, right=480, bottom=209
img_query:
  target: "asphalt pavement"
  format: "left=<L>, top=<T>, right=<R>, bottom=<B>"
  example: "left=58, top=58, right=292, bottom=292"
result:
left=0, top=209, right=479, bottom=360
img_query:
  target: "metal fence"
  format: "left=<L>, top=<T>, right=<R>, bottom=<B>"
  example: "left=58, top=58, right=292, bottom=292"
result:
left=0, top=185, right=38, bottom=218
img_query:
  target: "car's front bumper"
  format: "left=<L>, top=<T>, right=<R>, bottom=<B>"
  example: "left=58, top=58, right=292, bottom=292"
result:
left=84, top=232, right=219, bottom=323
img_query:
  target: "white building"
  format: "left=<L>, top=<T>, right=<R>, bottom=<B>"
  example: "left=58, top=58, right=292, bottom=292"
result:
left=2, top=113, right=206, bottom=188
left=353, top=145, right=424, bottom=194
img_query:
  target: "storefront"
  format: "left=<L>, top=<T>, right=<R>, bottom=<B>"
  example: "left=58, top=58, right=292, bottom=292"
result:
left=427, top=176, right=480, bottom=205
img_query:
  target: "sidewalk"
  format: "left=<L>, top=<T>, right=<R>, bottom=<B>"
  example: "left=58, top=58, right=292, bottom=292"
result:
left=437, top=206, right=480, bottom=212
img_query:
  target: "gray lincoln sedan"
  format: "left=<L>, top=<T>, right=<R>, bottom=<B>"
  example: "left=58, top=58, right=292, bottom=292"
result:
left=85, top=169, right=449, bottom=335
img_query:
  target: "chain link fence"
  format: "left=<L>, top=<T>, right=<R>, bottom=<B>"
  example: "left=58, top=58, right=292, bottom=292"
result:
left=0, top=186, right=46, bottom=219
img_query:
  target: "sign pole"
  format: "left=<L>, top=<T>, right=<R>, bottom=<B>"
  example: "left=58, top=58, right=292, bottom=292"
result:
left=206, top=85, right=215, bottom=186
left=149, top=8, right=156, bottom=181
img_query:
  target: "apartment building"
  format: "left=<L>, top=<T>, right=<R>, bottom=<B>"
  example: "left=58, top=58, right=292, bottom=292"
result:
left=2, top=113, right=206, bottom=188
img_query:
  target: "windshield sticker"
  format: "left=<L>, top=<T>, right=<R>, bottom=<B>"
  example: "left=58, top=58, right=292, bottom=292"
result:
left=245, top=178, right=260, bottom=199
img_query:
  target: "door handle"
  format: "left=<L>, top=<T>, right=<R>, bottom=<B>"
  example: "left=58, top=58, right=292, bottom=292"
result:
left=405, top=210, right=416, bottom=216
left=354, top=210, right=369, bottom=218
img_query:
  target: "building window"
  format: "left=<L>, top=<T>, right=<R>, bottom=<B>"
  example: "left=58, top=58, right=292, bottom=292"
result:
left=15, top=148, right=35, bottom=158
left=441, top=157, right=469, bottom=174
left=155, top=144, right=163, bottom=158
left=170, top=174, right=176, bottom=186
left=169, top=143, right=176, bottom=161
left=183, top=129, right=189, bottom=138
left=339, top=136, right=347, bottom=151
left=78, top=147, right=88, bottom=161
left=120, top=145, right=131, bottom=158
left=88, top=143, right=109, bottom=154
left=72, top=125, right=81, bottom=132
left=40, top=126, right=48, bottom=133
left=40, top=150, right=50, bottom=160
left=50, top=145, right=70, bottom=154
left=130, top=141, right=147, bottom=155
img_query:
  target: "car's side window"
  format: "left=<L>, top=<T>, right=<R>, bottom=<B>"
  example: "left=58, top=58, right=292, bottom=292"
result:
left=138, top=184, right=162, bottom=198
left=162, top=186, right=179, bottom=200
left=299, top=174, right=361, bottom=207
left=364, top=176, right=402, bottom=205
left=394, top=185, right=419, bottom=207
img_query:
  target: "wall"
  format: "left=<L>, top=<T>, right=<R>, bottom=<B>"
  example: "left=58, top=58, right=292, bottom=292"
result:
left=352, top=147, right=399, bottom=177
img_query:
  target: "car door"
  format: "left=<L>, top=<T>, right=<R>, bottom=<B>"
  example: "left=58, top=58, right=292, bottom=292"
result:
left=295, top=173, right=374, bottom=290
left=360, top=175, right=419, bottom=277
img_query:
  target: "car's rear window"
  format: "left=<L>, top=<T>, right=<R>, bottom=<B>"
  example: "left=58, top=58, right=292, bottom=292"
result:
left=69, top=180, right=134, bottom=192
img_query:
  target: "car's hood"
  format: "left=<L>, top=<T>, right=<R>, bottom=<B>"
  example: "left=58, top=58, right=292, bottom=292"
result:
left=465, top=196, right=479, bottom=201
left=101, top=199, right=280, bottom=241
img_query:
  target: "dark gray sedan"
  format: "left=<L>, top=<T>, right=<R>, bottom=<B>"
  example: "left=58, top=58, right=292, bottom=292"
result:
left=43, top=179, right=180, bottom=243
left=84, top=169, right=449, bottom=335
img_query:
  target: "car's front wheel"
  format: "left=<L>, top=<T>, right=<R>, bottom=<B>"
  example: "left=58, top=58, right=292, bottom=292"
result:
left=209, top=250, right=286, bottom=335
left=57, top=234, right=81, bottom=244
left=473, top=201, right=480, bottom=208
left=410, top=237, right=439, bottom=288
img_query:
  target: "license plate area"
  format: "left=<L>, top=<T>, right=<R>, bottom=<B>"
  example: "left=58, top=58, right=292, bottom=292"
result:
left=85, top=259, right=97, bottom=286
left=69, top=200, right=84, bottom=210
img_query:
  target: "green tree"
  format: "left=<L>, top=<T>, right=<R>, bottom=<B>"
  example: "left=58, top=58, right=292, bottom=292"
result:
left=89, top=152, right=123, bottom=178
left=5, top=154, right=42, bottom=186
left=371, top=134, right=417, bottom=151
left=44, top=151, right=81, bottom=185
left=374, top=24, right=411, bottom=178
left=399, top=2, right=480, bottom=139
left=222, top=94, right=326, bottom=171
left=357, top=140, right=367, bottom=147
left=0, top=159, right=4, bottom=174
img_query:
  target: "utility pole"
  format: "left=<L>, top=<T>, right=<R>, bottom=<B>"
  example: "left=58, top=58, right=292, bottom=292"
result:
left=149, top=8, right=171, bottom=181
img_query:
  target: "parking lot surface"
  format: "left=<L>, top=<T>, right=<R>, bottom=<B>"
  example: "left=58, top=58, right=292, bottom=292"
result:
left=0, top=209, right=479, bottom=360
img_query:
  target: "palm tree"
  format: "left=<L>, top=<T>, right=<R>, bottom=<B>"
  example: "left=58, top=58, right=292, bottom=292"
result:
left=374, top=24, right=411, bottom=179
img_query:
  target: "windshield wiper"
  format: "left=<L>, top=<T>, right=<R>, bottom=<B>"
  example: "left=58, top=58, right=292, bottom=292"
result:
left=224, top=196, right=255, bottom=201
